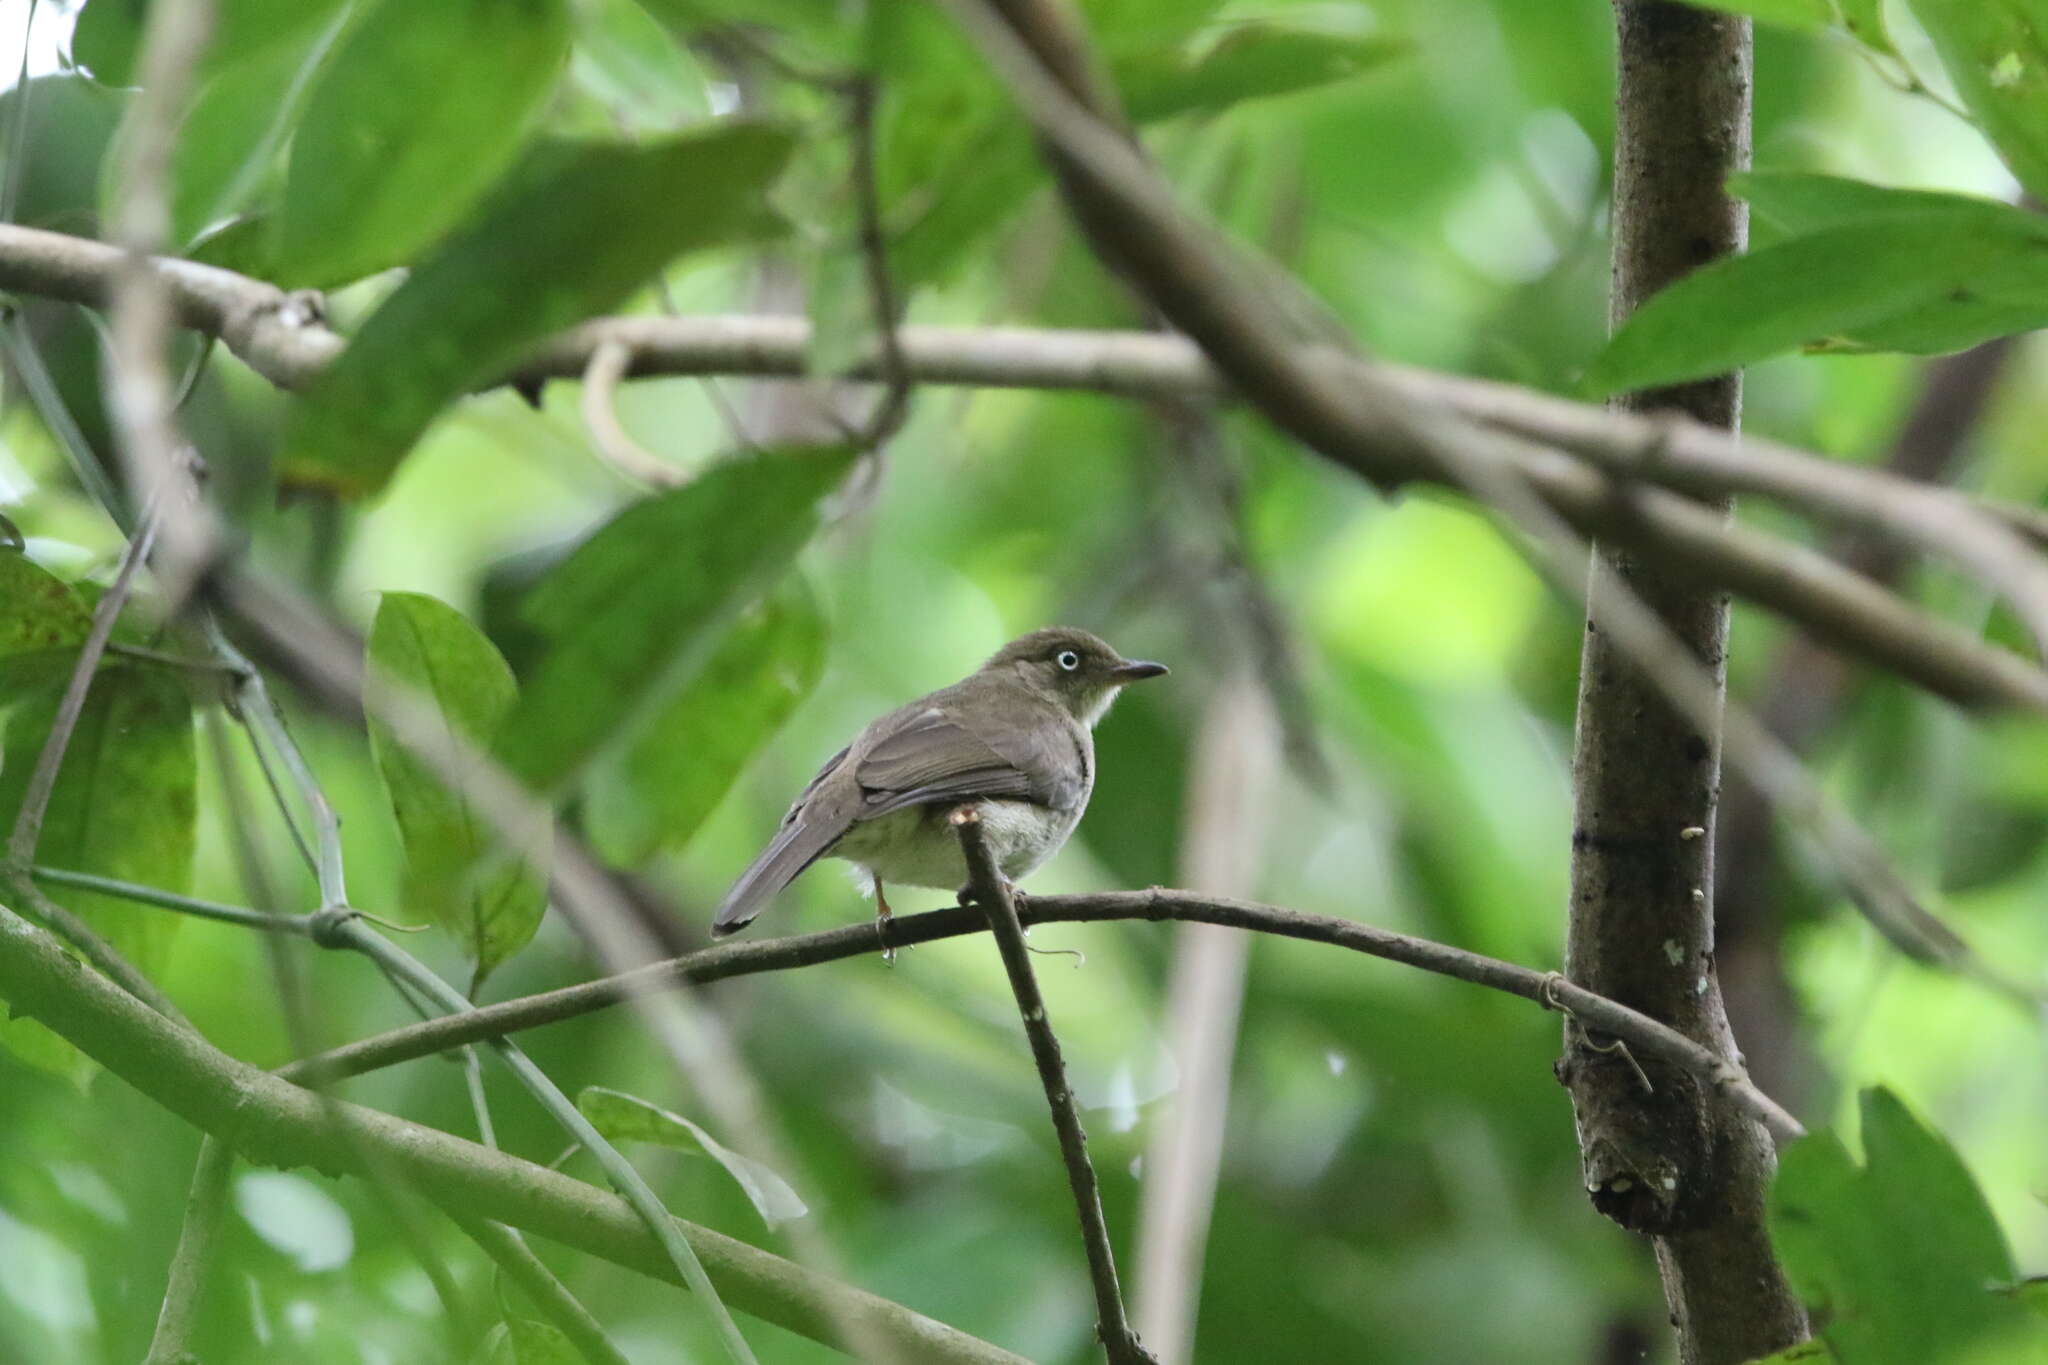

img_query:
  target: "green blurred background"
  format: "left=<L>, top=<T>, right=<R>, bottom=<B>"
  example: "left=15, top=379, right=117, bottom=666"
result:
left=1, top=0, right=2044, bottom=1361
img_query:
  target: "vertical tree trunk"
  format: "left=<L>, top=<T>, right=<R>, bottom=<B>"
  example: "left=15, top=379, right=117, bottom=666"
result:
left=1561, top=6, right=1807, bottom=1363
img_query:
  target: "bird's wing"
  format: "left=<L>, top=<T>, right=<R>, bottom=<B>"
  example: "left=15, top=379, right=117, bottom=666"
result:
left=854, top=703, right=1079, bottom=814
left=710, top=745, right=854, bottom=936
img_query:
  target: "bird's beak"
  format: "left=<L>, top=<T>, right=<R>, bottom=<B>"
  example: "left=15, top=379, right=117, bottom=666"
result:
left=1110, top=659, right=1169, bottom=683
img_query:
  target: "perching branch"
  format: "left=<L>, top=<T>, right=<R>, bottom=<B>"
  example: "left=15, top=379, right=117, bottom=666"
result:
left=951, top=807, right=1156, bottom=1365
left=34, top=858, right=1804, bottom=1144
left=277, top=890, right=1801, bottom=1144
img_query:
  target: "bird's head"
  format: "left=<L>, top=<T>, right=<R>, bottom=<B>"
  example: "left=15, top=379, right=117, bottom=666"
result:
left=983, top=627, right=1169, bottom=726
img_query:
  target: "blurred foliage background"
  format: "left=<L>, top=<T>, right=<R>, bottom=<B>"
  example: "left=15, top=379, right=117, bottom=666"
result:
left=0, top=0, right=2044, bottom=1362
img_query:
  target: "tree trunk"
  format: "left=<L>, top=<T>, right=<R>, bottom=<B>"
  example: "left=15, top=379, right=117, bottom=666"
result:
left=1561, top=6, right=1808, bottom=1363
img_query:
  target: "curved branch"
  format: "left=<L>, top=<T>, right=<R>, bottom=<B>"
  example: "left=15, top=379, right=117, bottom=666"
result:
left=288, top=889, right=1801, bottom=1146
left=0, top=895, right=1028, bottom=1365
left=1, top=222, right=2044, bottom=710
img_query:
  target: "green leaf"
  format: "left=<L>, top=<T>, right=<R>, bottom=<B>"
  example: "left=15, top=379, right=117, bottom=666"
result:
left=576, top=1086, right=808, bottom=1226
left=1686, top=0, right=1832, bottom=29
left=1732, top=172, right=2030, bottom=237
left=276, top=0, right=572, bottom=288
left=280, top=122, right=793, bottom=498
left=0, top=552, right=93, bottom=658
left=1583, top=211, right=2048, bottom=395
left=0, top=667, right=195, bottom=1078
left=163, top=9, right=349, bottom=249
left=1114, top=26, right=1409, bottom=122
left=502, top=447, right=853, bottom=793
left=71, top=0, right=343, bottom=88
left=366, top=593, right=547, bottom=989
left=1836, top=0, right=1896, bottom=53
left=583, top=577, right=825, bottom=867
left=481, top=1318, right=582, bottom=1365
left=1906, top=0, right=2048, bottom=204
left=1741, top=1344, right=1832, bottom=1364
left=568, top=0, right=710, bottom=134
left=1769, top=1088, right=2017, bottom=1365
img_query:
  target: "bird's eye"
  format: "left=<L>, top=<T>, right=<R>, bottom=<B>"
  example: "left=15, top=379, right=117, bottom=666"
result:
left=1055, top=649, right=1081, bottom=671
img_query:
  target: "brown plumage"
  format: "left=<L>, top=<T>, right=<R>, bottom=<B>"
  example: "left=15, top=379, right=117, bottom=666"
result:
left=711, top=627, right=1167, bottom=936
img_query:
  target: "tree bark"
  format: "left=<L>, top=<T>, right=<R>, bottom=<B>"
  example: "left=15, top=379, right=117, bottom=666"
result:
left=1561, top=6, right=1808, bottom=1364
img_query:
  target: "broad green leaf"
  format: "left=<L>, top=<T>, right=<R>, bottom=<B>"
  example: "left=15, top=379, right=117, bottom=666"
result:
left=1769, top=1088, right=2018, bottom=1365
left=1583, top=213, right=2048, bottom=395
left=577, top=1086, right=807, bottom=1226
left=276, top=0, right=572, bottom=288
left=366, top=593, right=546, bottom=988
left=569, top=0, right=709, bottom=134
left=482, top=1318, right=582, bottom=1365
left=0, top=667, right=195, bottom=1079
left=1732, top=172, right=2030, bottom=237
left=1906, top=0, right=2048, bottom=204
left=503, top=447, right=853, bottom=792
left=1836, top=0, right=1895, bottom=53
left=583, top=577, right=825, bottom=867
left=281, top=123, right=794, bottom=498
left=164, top=9, right=349, bottom=248
left=70, top=0, right=343, bottom=88
left=1114, top=26, right=1409, bottom=122
left=1687, top=0, right=1831, bottom=29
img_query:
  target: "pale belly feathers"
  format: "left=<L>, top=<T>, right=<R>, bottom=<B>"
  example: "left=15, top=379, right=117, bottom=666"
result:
left=831, top=798, right=1080, bottom=893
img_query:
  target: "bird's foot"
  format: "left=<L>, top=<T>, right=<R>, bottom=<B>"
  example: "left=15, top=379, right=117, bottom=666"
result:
left=875, top=875, right=897, bottom=967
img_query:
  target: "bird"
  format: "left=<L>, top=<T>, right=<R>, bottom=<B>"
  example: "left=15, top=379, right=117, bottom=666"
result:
left=710, top=627, right=1168, bottom=938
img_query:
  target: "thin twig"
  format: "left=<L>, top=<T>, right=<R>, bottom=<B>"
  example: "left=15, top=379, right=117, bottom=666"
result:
left=142, top=1136, right=233, bottom=1365
left=321, top=913, right=761, bottom=1365
left=5, top=509, right=160, bottom=868
left=32, top=866, right=309, bottom=933
left=104, top=0, right=216, bottom=603
left=950, top=807, right=1156, bottom=1365
left=846, top=75, right=912, bottom=451
left=580, top=339, right=684, bottom=486
left=205, top=616, right=346, bottom=909
left=455, top=1213, right=635, bottom=1365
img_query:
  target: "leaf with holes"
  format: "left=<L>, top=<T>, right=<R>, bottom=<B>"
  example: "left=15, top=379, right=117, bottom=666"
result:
left=367, top=592, right=548, bottom=989
left=1907, top=0, right=2048, bottom=204
left=0, top=667, right=195, bottom=1079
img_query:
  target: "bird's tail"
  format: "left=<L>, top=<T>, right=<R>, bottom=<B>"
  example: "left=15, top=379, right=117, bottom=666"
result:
left=711, top=813, right=842, bottom=937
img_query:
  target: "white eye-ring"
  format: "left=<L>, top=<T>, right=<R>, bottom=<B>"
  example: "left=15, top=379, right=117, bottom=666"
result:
left=1055, top=649, right=1081, bottom=671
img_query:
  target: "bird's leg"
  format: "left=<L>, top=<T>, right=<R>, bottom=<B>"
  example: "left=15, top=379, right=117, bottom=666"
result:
left=874, top=872, right=896, bottom=966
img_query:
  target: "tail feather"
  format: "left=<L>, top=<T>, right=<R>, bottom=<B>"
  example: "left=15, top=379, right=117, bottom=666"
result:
left=711, top=812, right=844, bottom=936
